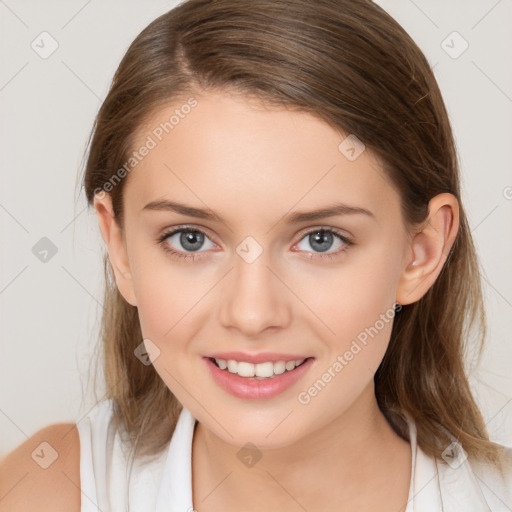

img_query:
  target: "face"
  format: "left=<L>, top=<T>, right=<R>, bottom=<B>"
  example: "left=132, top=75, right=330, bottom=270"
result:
left=100, top=90, right=416, bottom=448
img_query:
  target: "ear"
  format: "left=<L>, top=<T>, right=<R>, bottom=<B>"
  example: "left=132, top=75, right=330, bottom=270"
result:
left=93, top=192, right=137, bottom=306
left=396, top=193, right=459, bottom=306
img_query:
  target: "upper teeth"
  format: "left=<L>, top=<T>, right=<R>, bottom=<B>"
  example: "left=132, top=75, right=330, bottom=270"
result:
left=215, top=358, right=306, bottom=378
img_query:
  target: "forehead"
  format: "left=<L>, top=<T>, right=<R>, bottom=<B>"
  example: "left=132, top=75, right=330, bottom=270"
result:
left=123, top=90, right=401, bottom=226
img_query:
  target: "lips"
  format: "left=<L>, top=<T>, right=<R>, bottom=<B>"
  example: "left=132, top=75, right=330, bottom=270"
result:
left=203, top=355, right=315, bottom=400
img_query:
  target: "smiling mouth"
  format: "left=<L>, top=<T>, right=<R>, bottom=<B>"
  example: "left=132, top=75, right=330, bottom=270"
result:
left=208, top=357, right=312, bottom=380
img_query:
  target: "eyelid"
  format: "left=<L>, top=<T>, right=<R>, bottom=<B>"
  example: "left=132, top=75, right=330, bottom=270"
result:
left=157, top=224, right=218, bottom=244
left=294, top=224, right=353, bottom=242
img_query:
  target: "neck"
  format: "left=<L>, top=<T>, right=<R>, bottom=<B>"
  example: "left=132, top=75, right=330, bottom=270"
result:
left=191, top=383, right=412, bottom=512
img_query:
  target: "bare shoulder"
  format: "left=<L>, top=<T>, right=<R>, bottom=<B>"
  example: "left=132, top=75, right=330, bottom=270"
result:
left=0, top=422, right=81, bottom=512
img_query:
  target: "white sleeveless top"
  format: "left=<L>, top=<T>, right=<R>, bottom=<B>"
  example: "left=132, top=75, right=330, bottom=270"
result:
left=76, top=399, right=512, bottom=512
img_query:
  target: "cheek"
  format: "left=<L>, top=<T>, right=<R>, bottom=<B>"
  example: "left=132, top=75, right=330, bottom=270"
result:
left=128, top=247, right=208, bottom=341
left=297, top=243, right=402, bottom=346
left=295, top=251, right=401, bottom=417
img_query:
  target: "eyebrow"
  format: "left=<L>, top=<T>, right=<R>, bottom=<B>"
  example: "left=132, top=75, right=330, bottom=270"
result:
left=142, top=199, right=375, bottom=224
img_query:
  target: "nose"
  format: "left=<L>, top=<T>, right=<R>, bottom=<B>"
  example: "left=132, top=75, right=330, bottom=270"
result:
left=218, top=250, right=292, bottom=337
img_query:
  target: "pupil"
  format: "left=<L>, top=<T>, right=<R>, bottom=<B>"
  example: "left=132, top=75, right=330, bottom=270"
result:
left=310, top=230, right=332, bottom=252
left=181, top=230, right=204, bottom=251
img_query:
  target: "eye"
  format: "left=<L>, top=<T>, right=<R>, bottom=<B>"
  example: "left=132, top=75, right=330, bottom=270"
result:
left=157, top=226, right=216, bottom=261
left=293, top=228, right=353, bottom=259
left=157, top=226, right=353, bottom=262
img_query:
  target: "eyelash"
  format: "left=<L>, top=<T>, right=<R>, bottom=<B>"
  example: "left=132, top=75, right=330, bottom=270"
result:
left=156, top=225, right=354, bottom=262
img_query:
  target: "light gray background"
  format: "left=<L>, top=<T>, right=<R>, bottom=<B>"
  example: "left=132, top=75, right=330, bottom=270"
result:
left=1, top=0, right=511, bottom=456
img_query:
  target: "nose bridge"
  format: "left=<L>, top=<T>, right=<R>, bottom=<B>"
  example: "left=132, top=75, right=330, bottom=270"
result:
left=218, top=240, right=291, bottom=335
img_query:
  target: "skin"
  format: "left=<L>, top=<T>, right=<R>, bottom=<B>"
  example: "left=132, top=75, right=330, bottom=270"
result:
left=94, top=89, right=459, bottom=511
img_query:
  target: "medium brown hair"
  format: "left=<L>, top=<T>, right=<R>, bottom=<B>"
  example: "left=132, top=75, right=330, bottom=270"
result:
left=82, top=0, right=505, bottom=473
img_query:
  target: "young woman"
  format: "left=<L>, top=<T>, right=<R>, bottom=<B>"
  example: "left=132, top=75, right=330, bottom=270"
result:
left=1, top=1, right=511, bottom=511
